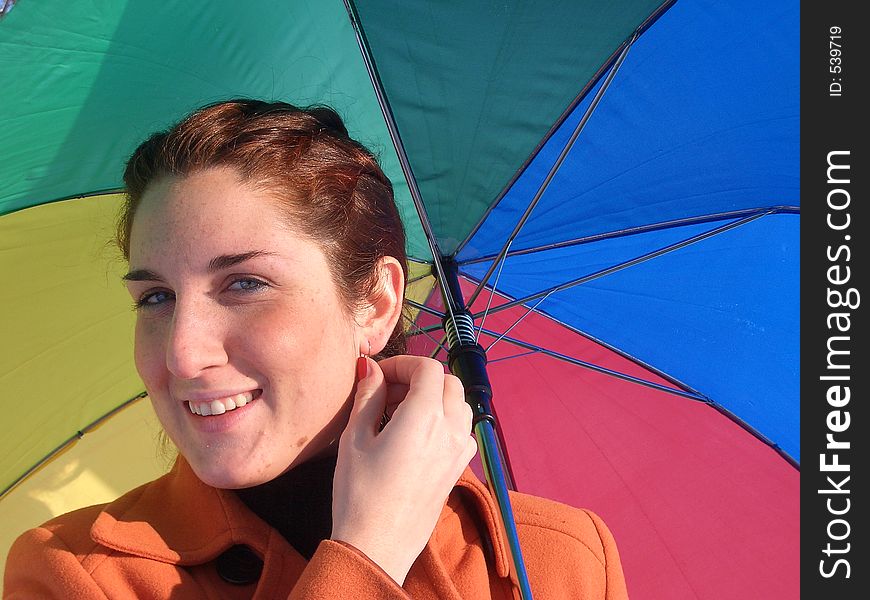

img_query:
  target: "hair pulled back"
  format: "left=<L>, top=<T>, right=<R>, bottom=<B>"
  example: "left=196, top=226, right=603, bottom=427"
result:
left=118, top=99, right=407, bottom=357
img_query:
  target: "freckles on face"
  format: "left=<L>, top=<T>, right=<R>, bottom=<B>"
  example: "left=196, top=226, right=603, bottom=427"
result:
left=125, top=168, right=361, bottom=489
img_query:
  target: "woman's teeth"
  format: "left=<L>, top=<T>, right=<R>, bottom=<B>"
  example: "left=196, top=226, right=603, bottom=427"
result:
left=188, top=392, right=253, bottom=416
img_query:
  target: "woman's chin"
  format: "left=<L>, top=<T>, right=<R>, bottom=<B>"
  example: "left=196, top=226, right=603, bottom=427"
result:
left=175, top=424, right=339, bottom=489
left=186, top=451, right=294, bottom=490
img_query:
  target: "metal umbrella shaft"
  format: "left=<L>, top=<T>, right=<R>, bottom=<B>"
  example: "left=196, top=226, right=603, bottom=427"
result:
left=441, top=264, right=534, bottom=600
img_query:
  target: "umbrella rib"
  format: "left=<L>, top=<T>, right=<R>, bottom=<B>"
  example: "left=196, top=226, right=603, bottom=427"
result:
left=402, top=312, right=450, bottom=356
left=487, top=349, right=541, bottom=364
left=476, top=326, right=706, bottom=402
left=473, top=310, right=800, bottom=468
left=0, top=392, right=148, bottom=500
left=505, top=301, right=707, bottom=396
left=405, top=298, right=445, bottom=319
left=408, top=322, right=444, bottom=336
left=475, top=250, right=509, bottom=342
left=471, top=266, right=800, bottom=470
left=707, top=402, right=799, bottom=469
left=459, top=206, right=799, bottom=266
left=407, top=271, right=432, bottom=284
left=343, top=0, right=461, bottom=340
left=405, top=283, right=451, bottom=361
left=465, top=32, right=639, bottom=310
left=451, top=0, right=678, bottom=259
left=0, top=188, right=127, bottom=219
left=447, top=276, right=710, bottom=400
left=470, top=210, right=772, bottom=320
left=484, top=289, right=554, bottom=354
left=429, top=334, right=449, bottom=361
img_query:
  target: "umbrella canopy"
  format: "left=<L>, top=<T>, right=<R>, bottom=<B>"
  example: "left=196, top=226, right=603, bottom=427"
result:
left=0, top=1, right=798, bottom=598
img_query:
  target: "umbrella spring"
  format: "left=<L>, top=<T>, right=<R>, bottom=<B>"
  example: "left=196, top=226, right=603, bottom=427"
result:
left=443, top=311, right=476, bottom=349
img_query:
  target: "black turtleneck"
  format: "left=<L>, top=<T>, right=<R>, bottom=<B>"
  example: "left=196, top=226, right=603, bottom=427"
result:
left=235, top=453, right=337, bottom=560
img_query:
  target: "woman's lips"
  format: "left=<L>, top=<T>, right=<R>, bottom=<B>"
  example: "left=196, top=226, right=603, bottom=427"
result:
left=186, top=390, right=261, bottom=416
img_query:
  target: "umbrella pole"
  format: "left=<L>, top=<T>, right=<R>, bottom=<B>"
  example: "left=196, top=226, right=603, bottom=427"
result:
left=441, top=260, right=534, bottom=600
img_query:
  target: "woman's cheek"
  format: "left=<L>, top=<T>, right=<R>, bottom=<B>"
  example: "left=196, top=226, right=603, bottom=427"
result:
left=134, top=318, right=168, bottom=385
left=238, top=305, right=298, bottom=356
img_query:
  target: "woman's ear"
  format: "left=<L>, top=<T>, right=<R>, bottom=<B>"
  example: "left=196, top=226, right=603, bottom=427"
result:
left=359, top=256, right=405, bottom=355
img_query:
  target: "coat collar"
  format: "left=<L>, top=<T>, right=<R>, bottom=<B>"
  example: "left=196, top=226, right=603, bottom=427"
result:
left=90, top=456, right=511, bottom=576
left=91, top=457, right=277, bottom=565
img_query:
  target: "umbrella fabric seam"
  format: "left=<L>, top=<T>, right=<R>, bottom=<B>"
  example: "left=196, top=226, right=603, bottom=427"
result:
left=476, top=315, right=800, bottom=468
left=451, top=0, right=679, bottom=259
left=0, top=188, right=126, bottom=219
left=465, top=210, right=776, bottom=323
left=1, top=392, right=148, bottom=500
left=478, top=301, right=703, bottom=399
left=463, top=28, right=643, bottom=310
left=458, top=206, right=800, bottom=267
left=476, top=325, right=703, bottom=402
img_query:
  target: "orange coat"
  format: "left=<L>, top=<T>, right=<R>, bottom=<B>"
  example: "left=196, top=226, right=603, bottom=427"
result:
left=4, top=457, right=627, bottom=599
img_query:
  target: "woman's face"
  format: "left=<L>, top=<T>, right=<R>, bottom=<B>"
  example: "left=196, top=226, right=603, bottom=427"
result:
left=125, top=168, right=360, bottom=489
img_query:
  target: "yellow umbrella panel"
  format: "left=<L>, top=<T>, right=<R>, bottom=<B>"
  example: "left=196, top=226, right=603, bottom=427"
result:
left=0, top=192, right=170, bottom=582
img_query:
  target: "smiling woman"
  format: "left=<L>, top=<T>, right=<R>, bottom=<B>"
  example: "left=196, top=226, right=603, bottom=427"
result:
left=3, top=100, right=628, bottom=599
left=124, top=167, right=377, bottom=490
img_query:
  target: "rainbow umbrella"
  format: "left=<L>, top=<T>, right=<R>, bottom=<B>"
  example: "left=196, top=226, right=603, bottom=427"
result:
left=0, top=0, right=798, bottom=597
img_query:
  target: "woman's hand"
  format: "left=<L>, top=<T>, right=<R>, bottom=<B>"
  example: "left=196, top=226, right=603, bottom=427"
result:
left=331, top=355, right=478, bottom=586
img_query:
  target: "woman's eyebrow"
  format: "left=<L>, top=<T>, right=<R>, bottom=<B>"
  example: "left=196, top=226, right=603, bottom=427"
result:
left=207, top=250, right=276, bottom=272
left=122, top=251, right=276, bottom=282
left=122, top=268, right=163, bottom=282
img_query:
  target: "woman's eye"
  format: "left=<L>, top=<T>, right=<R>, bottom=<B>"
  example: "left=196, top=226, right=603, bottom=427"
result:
left=228, top=278, right=268, bottom=293
left=135, top=290, right=173, bottom=309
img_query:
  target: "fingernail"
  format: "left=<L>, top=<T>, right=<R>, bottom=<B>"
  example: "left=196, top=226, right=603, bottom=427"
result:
left=356, top=356, right=368, bottom=382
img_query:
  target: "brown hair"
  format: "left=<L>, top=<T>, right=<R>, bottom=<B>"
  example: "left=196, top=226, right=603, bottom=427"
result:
left=118, top=99, right=408, bottom=357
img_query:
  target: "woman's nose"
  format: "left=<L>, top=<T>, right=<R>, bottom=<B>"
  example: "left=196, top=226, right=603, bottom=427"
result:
left=165, top=301, right=228, bottom=379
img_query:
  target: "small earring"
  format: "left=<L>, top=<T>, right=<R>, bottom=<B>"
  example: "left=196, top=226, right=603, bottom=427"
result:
left=361, top=340, right=371, bottom=358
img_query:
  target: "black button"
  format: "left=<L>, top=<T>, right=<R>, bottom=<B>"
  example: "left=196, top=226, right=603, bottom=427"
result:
left=216, top=545, right=263, bottom=585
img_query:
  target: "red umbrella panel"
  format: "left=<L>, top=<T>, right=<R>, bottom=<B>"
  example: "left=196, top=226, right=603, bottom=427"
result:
left=408, top=279, right=799, bottom=599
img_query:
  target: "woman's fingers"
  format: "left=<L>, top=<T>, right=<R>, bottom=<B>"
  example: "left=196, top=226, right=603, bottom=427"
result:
left=347, top=356, right=387, bottom=440
left=332, top=355, right=478, bottom=585
left=377, top=358, right=473, bottom=445
left=350, top=357, right=450, bottom=426
left=376, top=355, right=450, bottom=418
left=383, top=382, right=410, bottom=418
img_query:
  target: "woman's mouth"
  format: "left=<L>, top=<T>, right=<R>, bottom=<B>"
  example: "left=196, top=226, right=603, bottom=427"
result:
left=187, top=390, right=261, bottom=416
